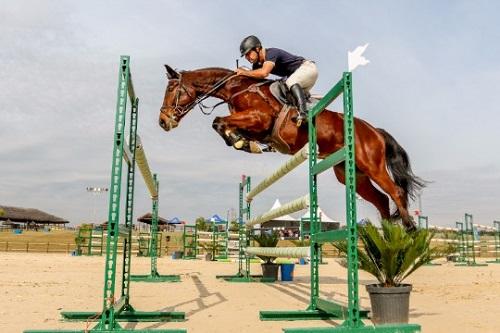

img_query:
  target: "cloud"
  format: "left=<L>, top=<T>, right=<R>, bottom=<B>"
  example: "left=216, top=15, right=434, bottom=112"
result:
left=416, top=166, right=500, bottom=226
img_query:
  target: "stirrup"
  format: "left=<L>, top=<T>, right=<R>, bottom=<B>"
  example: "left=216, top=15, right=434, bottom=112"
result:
left=293, top=112, right=308, bottom=127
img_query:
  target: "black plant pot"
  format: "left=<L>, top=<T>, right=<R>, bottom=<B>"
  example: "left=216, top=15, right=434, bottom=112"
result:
left=261, top=263, right=279, bottom=281
left=366, top=284, right=412, bottom=324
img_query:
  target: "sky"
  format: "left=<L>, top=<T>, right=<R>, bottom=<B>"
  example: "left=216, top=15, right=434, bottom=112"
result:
left=1, top=1, right=499, bottom=228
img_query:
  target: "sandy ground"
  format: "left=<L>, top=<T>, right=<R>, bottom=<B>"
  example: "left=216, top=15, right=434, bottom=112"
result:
left=1, top=252, right=499, bottom=333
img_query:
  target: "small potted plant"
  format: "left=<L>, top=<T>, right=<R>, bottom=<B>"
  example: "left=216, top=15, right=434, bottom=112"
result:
left=199, top=241, right=225, bottom=261
left=74, top=235, right=85, bottom=255
left=252, top=231, right=279, bottom=281
left=171, top=235, right=184, bottom=259
left=333, top=220, right=443, bottom=324
left=199, top=242, right=213, bottom=261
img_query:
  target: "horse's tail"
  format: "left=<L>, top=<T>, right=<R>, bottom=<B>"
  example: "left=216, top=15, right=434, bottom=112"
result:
left=377, top=128, right=426, bottom=219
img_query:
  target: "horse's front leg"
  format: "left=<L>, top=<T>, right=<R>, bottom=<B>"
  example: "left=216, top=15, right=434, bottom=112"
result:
left=212, top=117, right=236, bottom=147
left=212, top=109, right=273, bottom=153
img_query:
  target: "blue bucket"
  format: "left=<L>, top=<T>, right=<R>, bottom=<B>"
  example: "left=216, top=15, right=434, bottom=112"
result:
left=299, top=257, right=307, bottom=265
left=280, top=263, right=295, bottom=281
left=171, top=251, right=183, bottom=259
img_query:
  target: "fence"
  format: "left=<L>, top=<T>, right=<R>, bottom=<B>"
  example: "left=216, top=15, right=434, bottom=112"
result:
left=0, top=241, right=74, bottom=253
left=0, top=240, right=182, bottom=255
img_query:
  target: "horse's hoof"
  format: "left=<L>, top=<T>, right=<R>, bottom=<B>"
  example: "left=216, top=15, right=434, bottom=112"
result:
left=234, top=140, right=245, bottom=149
left=249, top=141, right=263, bottom=154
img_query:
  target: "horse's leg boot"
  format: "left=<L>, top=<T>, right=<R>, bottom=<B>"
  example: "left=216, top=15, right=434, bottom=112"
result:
left=249, top=141, right=263, bottom=154
left=234, top=140, right=245, bottom=149
left=225, top=129, right=245, bottom=149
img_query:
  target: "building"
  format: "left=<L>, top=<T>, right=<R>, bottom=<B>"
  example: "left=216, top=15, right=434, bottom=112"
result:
left=0, top=205, right=69, bottom=230
left=136, top=213, right=183, bottom=232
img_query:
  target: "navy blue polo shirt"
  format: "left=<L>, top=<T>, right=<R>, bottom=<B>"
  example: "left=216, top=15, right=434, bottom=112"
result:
left=252, top=47, right=305, bottom=78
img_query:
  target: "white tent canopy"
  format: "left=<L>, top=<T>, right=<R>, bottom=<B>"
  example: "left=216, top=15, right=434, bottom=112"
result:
left=301, top=206, right=338, bottom=223
left=268, top=199, right=297, bottom=221
left=263, top=199, right=338, bottom=223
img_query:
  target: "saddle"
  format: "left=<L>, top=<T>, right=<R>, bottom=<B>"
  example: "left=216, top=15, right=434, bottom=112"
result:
left=269, top=81, right=308, bottom=106
left=267, top=81, right=321, bottom=154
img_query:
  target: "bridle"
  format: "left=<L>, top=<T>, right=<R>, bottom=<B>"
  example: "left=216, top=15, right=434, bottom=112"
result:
left=161, top=72, right=237, bottom=123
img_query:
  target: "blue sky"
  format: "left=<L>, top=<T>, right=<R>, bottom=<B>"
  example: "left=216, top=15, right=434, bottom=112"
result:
left=1, top=1, right=499, bottom=227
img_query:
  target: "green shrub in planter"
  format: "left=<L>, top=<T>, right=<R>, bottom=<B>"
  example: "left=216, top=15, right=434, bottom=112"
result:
left=252, top=231, right=279, bottom=281
left=199, top=241, right=225, bottom=261
left=333, top=220, right=442, bottom=324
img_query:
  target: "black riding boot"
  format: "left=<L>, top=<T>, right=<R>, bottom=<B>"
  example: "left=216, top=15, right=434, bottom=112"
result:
left=290, top=84, right=308, bottom=126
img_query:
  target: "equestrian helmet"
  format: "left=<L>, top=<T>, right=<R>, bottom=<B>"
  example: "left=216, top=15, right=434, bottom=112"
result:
left=240, top=35, right=262, bottom=57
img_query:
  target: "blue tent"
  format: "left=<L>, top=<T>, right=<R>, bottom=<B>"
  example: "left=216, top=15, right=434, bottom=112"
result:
left=168, top=217, right=183, bottom=225
left=209, top=214, right=226, bottom=224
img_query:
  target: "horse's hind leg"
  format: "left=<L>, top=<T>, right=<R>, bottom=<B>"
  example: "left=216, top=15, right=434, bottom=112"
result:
left=365, top=163, right=415, bottom=230
left=333, top=165, right=391, bottom=220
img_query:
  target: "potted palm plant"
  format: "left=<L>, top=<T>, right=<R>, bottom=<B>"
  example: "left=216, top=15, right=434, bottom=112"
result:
left=333, top=220, right=442, bottom=324
left=252, top=231, right=279, bottom=281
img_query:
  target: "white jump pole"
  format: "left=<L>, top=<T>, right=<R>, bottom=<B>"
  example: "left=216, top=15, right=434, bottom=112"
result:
left=246, top=145, right=309, bottom=202
left=246, top=246, right=310, bottom=258
left=246, top=195, right=309, bottom=227
left=134, top=136, right=158, bottom=199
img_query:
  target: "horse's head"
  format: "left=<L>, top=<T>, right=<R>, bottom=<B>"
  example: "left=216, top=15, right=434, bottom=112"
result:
left=159, top=65, right=198, bottom=131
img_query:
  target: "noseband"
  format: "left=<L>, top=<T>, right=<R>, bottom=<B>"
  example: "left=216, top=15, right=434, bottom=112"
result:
left=161, top=72, right=236, bottom=122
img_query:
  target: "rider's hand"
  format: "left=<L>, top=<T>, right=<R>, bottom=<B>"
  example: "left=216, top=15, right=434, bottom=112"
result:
left=236, top=68, right=248, bottom=76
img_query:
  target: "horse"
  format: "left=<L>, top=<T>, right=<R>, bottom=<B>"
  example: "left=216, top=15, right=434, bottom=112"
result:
left=158, top=65, right=425, bottom=230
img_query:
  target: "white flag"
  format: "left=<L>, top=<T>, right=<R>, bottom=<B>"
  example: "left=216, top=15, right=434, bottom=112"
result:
left=348, top=43, right=370, bottom=71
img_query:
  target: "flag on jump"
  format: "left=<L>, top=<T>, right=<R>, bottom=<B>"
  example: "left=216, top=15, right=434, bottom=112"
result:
left=348, top=43, right=370, bottom=71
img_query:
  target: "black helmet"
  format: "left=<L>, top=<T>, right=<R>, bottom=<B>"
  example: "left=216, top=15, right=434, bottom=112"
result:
left=240, top=35, right=262, bottom=57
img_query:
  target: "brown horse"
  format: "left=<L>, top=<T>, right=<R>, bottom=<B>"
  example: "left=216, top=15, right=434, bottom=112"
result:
left=159, top=65, right=424, bottom=230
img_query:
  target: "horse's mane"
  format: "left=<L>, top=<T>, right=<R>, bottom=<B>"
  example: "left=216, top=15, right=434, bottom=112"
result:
left=182, top=67, right=233, bottom=75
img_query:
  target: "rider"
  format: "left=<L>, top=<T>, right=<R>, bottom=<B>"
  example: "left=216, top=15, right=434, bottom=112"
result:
left=236, top=35, right=318, bottom=125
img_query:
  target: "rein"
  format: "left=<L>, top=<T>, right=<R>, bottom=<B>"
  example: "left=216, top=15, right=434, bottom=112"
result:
left=163, top=71, right=276, bottom=123
left=166, top=72, right=237, bottom=119
left=229, top=81, right=272, bottom=105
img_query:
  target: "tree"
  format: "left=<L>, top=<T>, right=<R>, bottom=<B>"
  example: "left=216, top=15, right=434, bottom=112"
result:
left=195, top=217, right=209, bottom=231
left=229, top=219, right=240, bottom=232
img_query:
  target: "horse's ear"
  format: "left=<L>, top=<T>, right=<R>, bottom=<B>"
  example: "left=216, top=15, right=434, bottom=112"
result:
left=164, top=64, right=180, bottom=80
